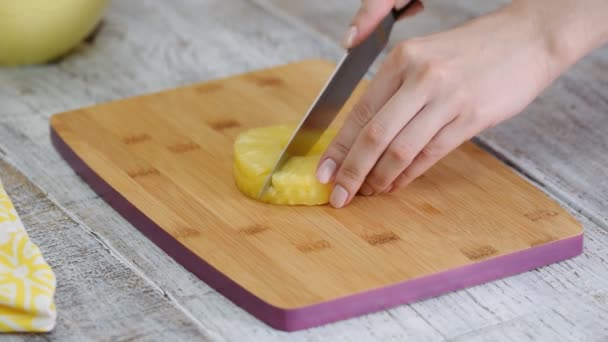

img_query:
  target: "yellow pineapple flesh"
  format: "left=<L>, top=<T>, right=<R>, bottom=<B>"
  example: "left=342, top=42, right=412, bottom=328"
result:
left=233, top=125, right=336, bottom=205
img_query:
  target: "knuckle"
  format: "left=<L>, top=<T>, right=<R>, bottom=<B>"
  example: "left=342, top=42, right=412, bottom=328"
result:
left=350, top=101, right=375, bottom=128
left=394, top=38, right=422, bottom=61
left=367, top=174, right=392, bottom=191
left=421, top=141, right=447, bottom=159
left=387, top=142, right=415, bottom=164
left=395, top=170, right=413, bottom=187
left=452, top=88, right=472, bottom=111
left=330, top=139, right=351, bottom=158
left=420, top=60, right=450, bottom=84
left=338, top=164, right=364, bottom=184
left=362, top=121, right=386, bottom=146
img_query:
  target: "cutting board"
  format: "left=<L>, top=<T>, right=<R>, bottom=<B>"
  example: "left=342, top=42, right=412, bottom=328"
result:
left=50, top=59, right=583, bottom=331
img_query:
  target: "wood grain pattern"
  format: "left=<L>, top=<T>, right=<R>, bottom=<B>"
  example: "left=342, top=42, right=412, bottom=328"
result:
left=263, top=0, right=608, bottom=229
left=51, top=60, right=582, bottom=330
left=0, top=158, right=211, bottom=341
left=0, top=0, right=607, bottom=339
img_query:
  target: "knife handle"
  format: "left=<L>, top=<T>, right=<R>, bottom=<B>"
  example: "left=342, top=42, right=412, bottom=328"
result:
left=392, top=1, right=417, bottom=20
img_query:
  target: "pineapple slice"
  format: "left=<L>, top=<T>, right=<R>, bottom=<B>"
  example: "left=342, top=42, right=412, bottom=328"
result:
left=233, top=125, right=337, bottom=205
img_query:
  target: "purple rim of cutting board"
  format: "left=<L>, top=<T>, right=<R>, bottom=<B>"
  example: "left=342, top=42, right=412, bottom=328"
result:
left=50, top=126, right=584, bottom=332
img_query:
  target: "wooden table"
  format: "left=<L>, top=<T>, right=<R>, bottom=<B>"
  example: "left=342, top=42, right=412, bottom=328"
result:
left=1, top=1, right=607, bottom=340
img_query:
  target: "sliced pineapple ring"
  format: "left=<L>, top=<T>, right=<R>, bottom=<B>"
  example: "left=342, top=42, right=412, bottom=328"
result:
left=233, top=125, right=337, bottom=205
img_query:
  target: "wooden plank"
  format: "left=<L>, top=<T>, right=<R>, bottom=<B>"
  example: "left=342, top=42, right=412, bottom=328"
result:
left=0, top=0, right=606, bottom=339
left=0, top=158, right=211, bottom=340
left=50, top=59, right=582, bottom=330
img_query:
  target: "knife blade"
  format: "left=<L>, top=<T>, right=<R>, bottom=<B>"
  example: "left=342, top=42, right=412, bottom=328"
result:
left=258, top=4, right=413, bottom=198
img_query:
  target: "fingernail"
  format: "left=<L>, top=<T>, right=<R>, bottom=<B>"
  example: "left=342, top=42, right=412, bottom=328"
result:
left=330, top=185, right=349, bottom=208
left=317, top=159, right=336, bottom=184
left=341, top=26, right=357, bottom=48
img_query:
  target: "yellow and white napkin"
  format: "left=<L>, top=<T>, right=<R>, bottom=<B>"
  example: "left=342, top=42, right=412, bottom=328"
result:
left=0, top=178, right=56, bottom=332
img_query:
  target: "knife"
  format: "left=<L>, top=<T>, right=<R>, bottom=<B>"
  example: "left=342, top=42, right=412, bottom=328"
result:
left=258, top=3, right=413, bottom=198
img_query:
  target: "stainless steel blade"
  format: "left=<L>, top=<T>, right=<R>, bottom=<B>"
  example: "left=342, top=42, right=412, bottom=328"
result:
left=257, top=9, right=403, bottom=198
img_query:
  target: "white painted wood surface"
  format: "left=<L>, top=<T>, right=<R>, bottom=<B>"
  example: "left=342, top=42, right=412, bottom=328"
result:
left=1, top=0, right=607, bottom=340
left=0, top=159, right=212, bottom=341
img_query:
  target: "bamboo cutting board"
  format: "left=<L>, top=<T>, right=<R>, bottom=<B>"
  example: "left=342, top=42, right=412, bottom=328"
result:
left=50, top=59, right=583, bottom=331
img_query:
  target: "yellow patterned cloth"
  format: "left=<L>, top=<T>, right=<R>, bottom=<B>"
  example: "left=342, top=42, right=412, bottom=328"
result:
left=0, top=178, right=56, bottom=332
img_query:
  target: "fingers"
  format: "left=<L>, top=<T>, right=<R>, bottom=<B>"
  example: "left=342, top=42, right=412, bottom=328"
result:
left=362, top=101, right=458, bottom=194
left=328, top=74, right=429, bottom=208
left=343, top=0, right=394, bottom=48
left=316, top=49, right=405, bottom=185
left=343, top=1, right=424, bottom=48
left=391, top=114, right=474, bottom=191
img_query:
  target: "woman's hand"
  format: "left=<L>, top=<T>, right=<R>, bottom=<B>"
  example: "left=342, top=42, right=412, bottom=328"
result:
left=341, top=0, right=424, bottom=48
left=318, top=0, right=608, bottom=208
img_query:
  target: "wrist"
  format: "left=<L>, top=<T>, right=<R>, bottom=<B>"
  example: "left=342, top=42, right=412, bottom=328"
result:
left=505, top=0, right=608, bottom=73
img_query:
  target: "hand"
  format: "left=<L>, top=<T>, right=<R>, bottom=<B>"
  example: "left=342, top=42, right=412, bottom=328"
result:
left=317, top=2, right=581, bottom=208
left=341, top=0, right=424, bottom=48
